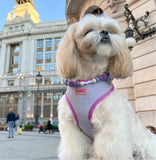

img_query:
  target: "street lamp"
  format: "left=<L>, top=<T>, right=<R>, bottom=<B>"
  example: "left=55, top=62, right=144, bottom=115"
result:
left=124, top=3, right=156, bottom=50
left=35, top=71, right=42, bottom=128
left=18, top=74, right=24, bottom=86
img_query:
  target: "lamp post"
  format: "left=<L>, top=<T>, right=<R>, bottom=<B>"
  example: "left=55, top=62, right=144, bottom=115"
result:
left=124, top=3, right=156, bottom=49
left=35, top=71, right=42, bottom=128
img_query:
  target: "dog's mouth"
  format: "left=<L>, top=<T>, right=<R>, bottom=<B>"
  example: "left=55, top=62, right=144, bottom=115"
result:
left=100, top=37, right=110, bottom=43
left=100, top=30, right=111, bottom=44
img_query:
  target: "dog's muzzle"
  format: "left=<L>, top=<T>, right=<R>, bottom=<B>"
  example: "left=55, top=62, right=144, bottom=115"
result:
left=100, top=30, right=111, bottom=43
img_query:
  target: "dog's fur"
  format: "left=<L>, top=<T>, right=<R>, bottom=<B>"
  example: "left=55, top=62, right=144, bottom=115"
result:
left=56, top=14, right=156, bottom=160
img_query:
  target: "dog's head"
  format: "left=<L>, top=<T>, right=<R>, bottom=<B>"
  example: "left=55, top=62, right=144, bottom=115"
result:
left=56, top=14, right=133, bottom=80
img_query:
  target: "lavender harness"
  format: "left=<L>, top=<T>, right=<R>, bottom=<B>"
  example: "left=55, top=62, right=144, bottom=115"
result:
left=65, top=79, right=114, bottom=139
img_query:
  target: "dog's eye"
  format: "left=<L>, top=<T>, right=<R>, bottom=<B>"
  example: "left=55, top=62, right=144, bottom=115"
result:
left=85, top=30, right=92, bottom=36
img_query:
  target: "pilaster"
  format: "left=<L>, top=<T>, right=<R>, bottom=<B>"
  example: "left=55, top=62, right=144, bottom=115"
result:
left=5, top=45, right=11, bottom=73
left=50, top=92, right=54, bottom=117
left=0, top=43, right=6, bottom=74
left=41, top=92, right=44, bottom=117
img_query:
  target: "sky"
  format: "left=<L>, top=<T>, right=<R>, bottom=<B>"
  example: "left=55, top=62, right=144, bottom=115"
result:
left=0, top=0, right=66, bottom=31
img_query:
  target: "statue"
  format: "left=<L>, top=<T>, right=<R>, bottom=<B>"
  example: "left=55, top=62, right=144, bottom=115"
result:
left=15, top=0, right=35, bottom=8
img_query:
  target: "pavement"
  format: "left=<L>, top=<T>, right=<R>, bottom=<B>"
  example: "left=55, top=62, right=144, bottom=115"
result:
left=0, top=131, right=60, bottom=160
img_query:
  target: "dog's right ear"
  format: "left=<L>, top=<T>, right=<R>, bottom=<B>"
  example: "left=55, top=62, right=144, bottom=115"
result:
left=56, top=23, right=79, bottom=79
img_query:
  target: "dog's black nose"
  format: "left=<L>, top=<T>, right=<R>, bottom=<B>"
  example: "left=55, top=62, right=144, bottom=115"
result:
left=100, top=30, right=108, bottom=35
left=100, top=30, right=110, bottom=43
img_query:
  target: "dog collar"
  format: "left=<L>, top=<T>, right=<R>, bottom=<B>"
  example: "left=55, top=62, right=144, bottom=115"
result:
left=63, top=72, right=109, bottom=87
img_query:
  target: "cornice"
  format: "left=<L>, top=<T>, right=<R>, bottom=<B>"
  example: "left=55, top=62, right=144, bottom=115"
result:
left=0, top=24, right=67, bottom=40
left=28, top=85, right=66, bottom=92
left=0, top=86, right=25, bottom=93
left=32, top=25, right=67, bottom=35
left=0, top=31, right=31, bottom=40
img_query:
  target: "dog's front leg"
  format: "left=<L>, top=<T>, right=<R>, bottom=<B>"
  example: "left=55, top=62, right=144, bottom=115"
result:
left=90, top=99, right=135, bottom=160
left=58, top=97, right=92, bottom=160
left=91, top=125, right=135, bottom=160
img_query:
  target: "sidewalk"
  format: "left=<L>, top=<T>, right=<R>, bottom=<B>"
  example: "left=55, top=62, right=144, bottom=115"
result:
left=0, top=131, right=60, bottom=160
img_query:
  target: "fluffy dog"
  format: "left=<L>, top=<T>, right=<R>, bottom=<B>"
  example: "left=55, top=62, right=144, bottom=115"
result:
left=56, top=14, right=156, bottom=160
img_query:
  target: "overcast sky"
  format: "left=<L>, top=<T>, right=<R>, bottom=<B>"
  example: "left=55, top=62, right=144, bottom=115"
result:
left=0, top=0, right=66, bottom=31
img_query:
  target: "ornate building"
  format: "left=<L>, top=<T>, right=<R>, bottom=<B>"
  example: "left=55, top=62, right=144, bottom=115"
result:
left=66, top=0, right=156, bottom=127
left=0, top=1, right=67, bottom=124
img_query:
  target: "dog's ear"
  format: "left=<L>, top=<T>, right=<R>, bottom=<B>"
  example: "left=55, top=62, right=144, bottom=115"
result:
left=108, top=46, right=133, bottom=79
left=56, top=23, right=79, bottom=79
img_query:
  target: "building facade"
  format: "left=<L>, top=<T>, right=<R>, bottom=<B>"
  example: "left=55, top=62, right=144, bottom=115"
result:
left=0, top=2, right=67, bottom=125
left=66, top=0, right=156, bottom=127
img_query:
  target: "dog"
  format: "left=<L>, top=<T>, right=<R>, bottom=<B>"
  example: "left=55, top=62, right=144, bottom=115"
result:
left=56, top=14, right=156, bottom=160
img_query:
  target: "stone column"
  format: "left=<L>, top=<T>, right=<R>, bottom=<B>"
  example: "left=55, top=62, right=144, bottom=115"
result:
left=41, top=92, right=44, bottom=117
left=5, top=45, right=11, bottom=73
left=21, top=40, right=28, bottom=73
left=19, top=42, right=22, bottom=72
left=33, top=39, right=37, bottom=72
left=43, top=39, right=46, bottom=70
left=52, top=38, right=55, bottom=71
left=22, top=91, right=27, bottom=124
left=0, top=43, right=6, bottom=74
left=31, top=92, right=35, bottom=117
left=50, top=92, right=54, bottom=117
left=18, top=92, right=24, bottom=124
left=29, top=39, right=35, bottom=73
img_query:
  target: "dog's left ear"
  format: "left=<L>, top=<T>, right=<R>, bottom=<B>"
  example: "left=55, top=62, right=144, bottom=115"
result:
left=108, top=46, right=133, bottom=79
left=56, top=23, right=79, bottom=79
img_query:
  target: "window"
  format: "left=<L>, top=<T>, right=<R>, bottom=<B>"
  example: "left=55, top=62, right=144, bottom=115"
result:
left=36, top=39, right=53, bottom=72
left=0, top=95, right=6, bottom=104
left=43, top=92, right=51, bottom=117
left=9, top=27, right=13, bottom=32
left=9, top=44, right=20, bottom=74
left=54, top=63, right=57, bottom=71
left=11, top=56, right=19, bottom=64
left=45, top=51, right=52, bottom=60
left=8, top=80, right=14, bottom=86
left=34, top=93, right=41, bottom=117
left=12, top=45, right=20, bottom=53
left=46, top=39, right=52, bottom=48
left=37, top=51, right=43, bottom=60
left=12, top=67, right=18, bottom=74
left=36, top=63, right=43, bottom=71
left=84, top=7, right=104, bottom=17
left=53, top=77, right=61, bottom=84
left=44, top=93, right=51, bottom=103
left=15, top=26, right=19, bottom=31
left=21, top=25, right=24, bottom=30
left=36, top=40, right=44, bottom=71
left=54, top=38, right=61, bottom=48
left=37, top=39, right=44, bottom=49
left=45, top=63, right=52, bottom=71
left=53, top=91, right=62, bottom=102
left=45, top=77, right=53, bottom=85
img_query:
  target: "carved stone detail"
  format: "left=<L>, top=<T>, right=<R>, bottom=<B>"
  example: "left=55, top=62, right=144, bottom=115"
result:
left=107, top=0, right=119, bottom=13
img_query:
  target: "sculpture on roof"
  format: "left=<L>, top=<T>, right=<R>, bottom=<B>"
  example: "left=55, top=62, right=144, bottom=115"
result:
left=15, top=0, right=35, bottom=8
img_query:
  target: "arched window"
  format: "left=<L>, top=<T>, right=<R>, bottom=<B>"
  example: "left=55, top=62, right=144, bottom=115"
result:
left=84, top=6, right=104, bottom=17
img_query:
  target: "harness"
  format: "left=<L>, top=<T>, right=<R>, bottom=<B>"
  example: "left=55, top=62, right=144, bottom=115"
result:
left=65, top=78, right=114, bottom=139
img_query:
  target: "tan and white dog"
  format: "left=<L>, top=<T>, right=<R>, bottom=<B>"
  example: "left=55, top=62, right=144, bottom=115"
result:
left=56, top=14, right=156, bottom=160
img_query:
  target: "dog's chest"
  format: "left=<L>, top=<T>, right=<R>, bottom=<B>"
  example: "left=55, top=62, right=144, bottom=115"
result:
left=65, top=80, right=114, bottom=139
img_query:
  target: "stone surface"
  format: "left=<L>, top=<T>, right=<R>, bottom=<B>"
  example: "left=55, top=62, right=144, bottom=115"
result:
left=65, top=0, right=156, bottom=128
left=0, top=131, right=60, bottom=159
